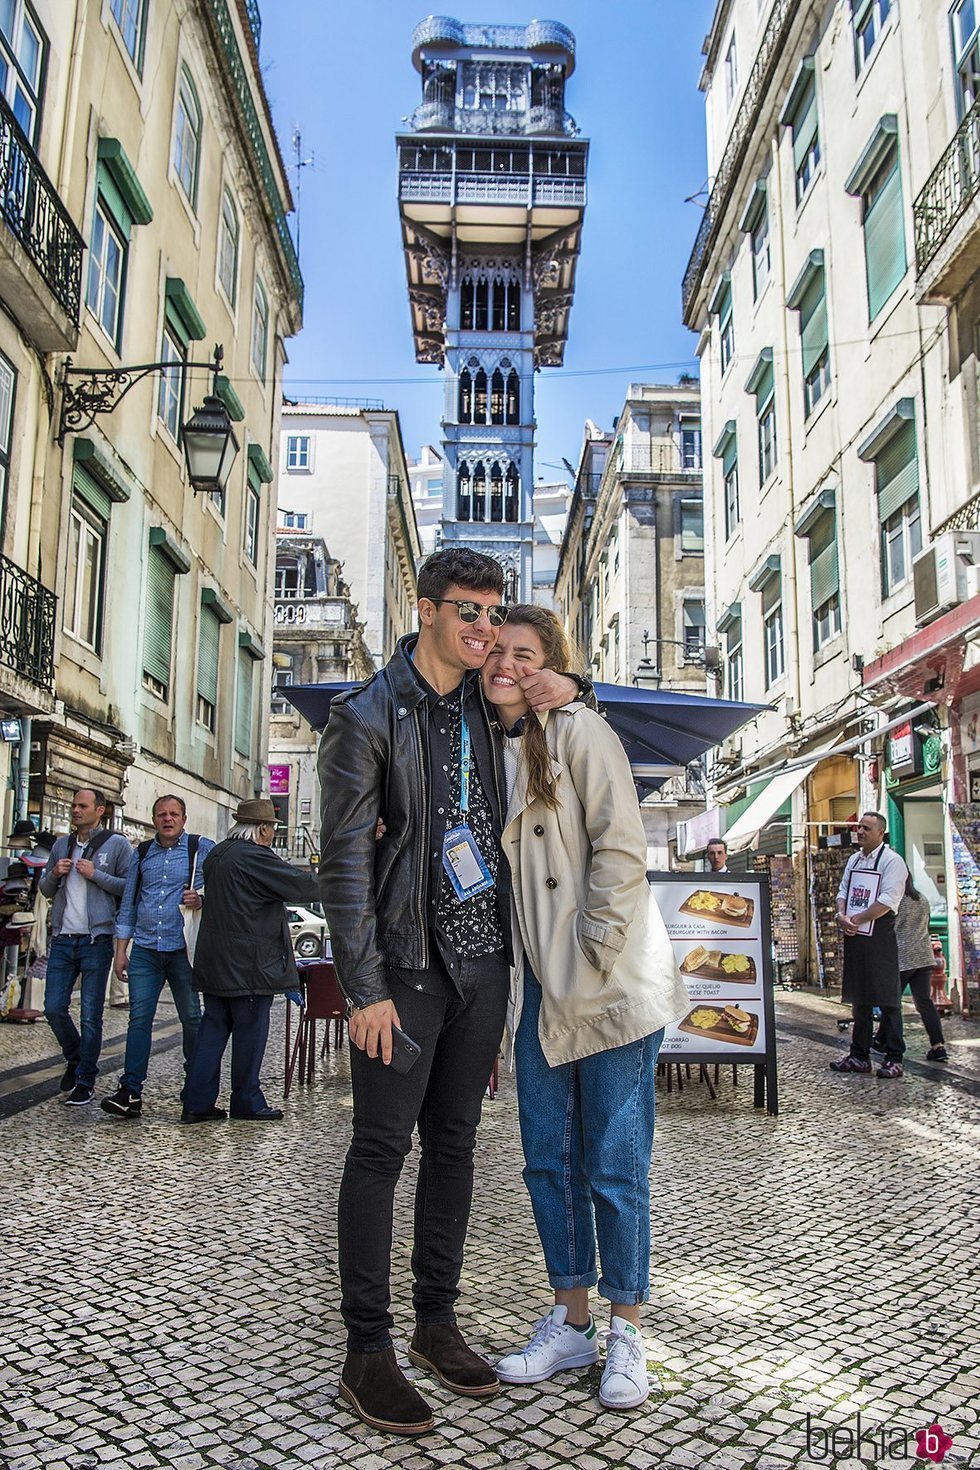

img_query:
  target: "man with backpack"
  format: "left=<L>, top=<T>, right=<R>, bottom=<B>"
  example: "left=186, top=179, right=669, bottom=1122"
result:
left=38, top=788, right=135, bottom=1105
left=102, top=794, right=213, bottom=1119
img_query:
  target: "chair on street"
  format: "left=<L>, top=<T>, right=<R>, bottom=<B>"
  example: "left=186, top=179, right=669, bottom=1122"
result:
left=284, top=960, right=346, bottom=1097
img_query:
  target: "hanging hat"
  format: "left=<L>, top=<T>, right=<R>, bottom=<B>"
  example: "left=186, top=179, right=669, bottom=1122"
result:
left=234, top=797, right=279, bottom=825
left=6, top=819, right=36, bottom=843
left=4, top=861, right=30, bottom=882
left=7, top=911, right=35, bottom=927
left=19, top=830, right=56, bottom=869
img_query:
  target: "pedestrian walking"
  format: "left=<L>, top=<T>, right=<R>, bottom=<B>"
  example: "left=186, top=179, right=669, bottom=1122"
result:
left=181, top=798, right=319, bottom=1124
left=831, top=812, right=909, bottom=1079
left=876, top=876, right=948, bottom=1063
left=480, top=606, right=688, bottom=1411
left=38, top=789, right=133, bottom=1104
left=318, top=548, right=586, bottom=1437
left=102, top=795, right=214, bottom=1119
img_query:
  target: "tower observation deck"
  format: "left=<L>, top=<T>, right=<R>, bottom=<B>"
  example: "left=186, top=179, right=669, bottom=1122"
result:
left=396, top=17, right=588, bottom=596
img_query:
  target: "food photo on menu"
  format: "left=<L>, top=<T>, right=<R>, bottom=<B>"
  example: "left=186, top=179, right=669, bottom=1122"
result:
left=655, top=879, right=763, bottom=941
left=659, top=998, right=767, bottom=1056
left=673, top=937, right=765, bottom=1001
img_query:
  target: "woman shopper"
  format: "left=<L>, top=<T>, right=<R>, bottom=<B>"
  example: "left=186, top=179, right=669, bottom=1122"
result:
left=481, top=606, right=687, bottom=1411
left=876, top=876, right=948, bottom=1063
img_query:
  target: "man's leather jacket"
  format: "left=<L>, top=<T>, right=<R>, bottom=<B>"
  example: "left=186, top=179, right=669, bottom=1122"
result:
left=317, top=635, right=512, bottom=1009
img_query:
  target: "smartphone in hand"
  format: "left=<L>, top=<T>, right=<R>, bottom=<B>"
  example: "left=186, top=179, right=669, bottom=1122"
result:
left=388, top=1024, right=422, bottom=1075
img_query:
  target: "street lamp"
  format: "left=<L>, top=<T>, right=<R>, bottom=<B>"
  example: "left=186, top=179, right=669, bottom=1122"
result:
left=633, top=630, right=662, bottom=690
left=57, top=344, right=239, bottom=497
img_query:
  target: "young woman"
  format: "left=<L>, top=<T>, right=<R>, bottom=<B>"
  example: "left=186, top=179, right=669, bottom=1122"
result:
left=481, top=606, right=687, bottom=1411
left=878, top=875, right=948, bottom=1062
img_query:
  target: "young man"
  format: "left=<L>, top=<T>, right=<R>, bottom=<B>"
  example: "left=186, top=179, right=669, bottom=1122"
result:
left=831, top=812, right=908, bottom=1079
left=39, top=789, right=134, bottom=1105
left=705, top=838, right=729, bottom=873
left=318, top=548, right=587, bottom=1436
left=103, top=795, right=214, bottom=1119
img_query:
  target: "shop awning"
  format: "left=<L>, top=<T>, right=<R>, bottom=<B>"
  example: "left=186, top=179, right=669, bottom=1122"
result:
left=722, top=739, right=840, bottom=852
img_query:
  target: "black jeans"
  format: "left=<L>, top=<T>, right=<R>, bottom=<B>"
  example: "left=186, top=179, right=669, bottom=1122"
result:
left=337, top=953, right=509, bottom=1352
left=853, top=1003, right=904, bottom=1063
left=903, top=967, right=945, bottom=1047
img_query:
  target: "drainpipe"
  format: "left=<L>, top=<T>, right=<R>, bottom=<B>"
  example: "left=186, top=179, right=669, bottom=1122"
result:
left=16, top=717, right=31, bottom=820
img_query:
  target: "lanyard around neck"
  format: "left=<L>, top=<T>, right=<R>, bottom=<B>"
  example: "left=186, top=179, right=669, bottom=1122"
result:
left=460, top=716, right=471, bottom=815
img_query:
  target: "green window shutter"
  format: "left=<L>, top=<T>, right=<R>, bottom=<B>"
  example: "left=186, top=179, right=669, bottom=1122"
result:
left=761, top=570, right=781, bottom=614
left=799, top=274, right=828, bottom=377
left=876, top=419, right=918, bottom=521
left=808, top=511, right=839, bottom=606
left=723, top=437, right=738, bottom=476
left=755, top=361, right=774, bottom=413
left=235, top=649, right=253, bottom=756
left=792, top=80, right=818, bottom=171
left=164, top=278, right=207, bottom=345
left=719, top=284, right=732, bottom=332
left=96, top=139, right=153, bottom=242
left=73, top=462, right=112, bottom=521
left=197, top=604, right=220, bottom=705
left=864, top=150, right=906, bottom=321
left=143, top=547, right=175, bottom=687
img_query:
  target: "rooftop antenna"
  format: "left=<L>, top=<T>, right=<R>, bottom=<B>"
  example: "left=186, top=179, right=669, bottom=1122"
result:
left=291, top=126, right=315, bottom=260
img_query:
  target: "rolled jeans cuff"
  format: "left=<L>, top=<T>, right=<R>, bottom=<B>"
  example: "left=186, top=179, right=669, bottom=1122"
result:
left=547, top=1268, right=599, bottom=1291
left=599, top=1281, right=650, bottom=1306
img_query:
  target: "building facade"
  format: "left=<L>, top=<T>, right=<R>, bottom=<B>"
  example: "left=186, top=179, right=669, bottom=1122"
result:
left=409, top=443, right=447, bottom=557
left=396, top=16, right=588, bottom=598
left=3, top=0, right=302, bottom=840
left=529, top=480, right=572, bottom=609
left=278, top=402, right=421, bottom=667
left=684, top=0, right=980, bottom=1005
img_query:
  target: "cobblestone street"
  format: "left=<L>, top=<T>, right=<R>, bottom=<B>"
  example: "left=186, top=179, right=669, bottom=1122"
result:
left=1, top=993, right=978, bottom=1470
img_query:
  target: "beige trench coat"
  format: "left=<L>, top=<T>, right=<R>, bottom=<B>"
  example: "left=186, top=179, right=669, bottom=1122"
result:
left=502, top=704, right=689, bottom=1067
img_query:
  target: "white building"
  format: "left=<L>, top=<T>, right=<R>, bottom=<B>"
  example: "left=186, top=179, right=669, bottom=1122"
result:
left=409, top=444, right=446, bottom=558
left=530, top=482, right=572, bottom=609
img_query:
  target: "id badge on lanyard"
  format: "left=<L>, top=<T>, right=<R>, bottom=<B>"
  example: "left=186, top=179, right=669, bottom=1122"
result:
left=442, top=716, right=494, bottom=902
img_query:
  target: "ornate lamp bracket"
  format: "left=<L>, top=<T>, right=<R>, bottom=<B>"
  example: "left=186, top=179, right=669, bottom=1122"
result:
left=57, top=345, right=224, bottom=444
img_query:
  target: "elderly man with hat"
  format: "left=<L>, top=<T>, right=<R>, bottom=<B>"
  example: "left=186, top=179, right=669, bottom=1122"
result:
left=180, top=798, right=320, bottom=1123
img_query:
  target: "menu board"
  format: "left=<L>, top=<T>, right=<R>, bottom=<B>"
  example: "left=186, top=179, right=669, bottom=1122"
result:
left=949, top=804, right=980, bottom=1010
left=649, top=872, right=778, bottom=1112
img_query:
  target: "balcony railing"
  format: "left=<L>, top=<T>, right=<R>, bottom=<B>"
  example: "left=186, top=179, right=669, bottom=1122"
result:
left=622, top=445, right=703, bottom=475
left=914, top=95, right=980, bottom=278
left=244, top=0, right=261, bottom=47
left=0, top=554, right=56, bottom=688
left=682, top=0, right=797, bottom=324
left=399, top=170, right=586, bottom=209
left=0, top=93, right=83, bottom=323
left=273, top=598, right=348, bottom=629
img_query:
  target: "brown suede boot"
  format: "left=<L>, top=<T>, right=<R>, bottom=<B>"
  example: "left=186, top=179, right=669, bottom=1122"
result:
left=408, top=1321, right=500, bottom=1397
left=339, top=1347, right=434, bottom=1435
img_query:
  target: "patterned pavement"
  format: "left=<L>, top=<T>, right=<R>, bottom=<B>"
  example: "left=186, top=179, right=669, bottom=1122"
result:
left=0, top=990, right=978, bottom=1470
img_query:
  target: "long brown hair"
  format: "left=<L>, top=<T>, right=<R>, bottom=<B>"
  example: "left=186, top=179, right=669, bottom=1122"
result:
left=506, top=605, right=573, bottom=810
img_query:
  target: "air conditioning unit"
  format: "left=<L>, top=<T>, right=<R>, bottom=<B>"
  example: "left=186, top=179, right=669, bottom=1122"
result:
left=913, top=531, right=980, bottom=626
left=714, top=739, right=741, bottom=769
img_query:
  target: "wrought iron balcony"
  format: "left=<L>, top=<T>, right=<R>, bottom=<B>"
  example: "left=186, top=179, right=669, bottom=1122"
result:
left=0, top=92, right=83, bottom=333
left=914, top=94, right=980, bottom=282
left=399, top=169, right=586, bottom=209
left=682, top=0, right=797, bottom=325
left=622, top=445, right=703, bottom=476
left=244, top=0, right=261, bottom=48
left=0, top=554, right=56, bottom=688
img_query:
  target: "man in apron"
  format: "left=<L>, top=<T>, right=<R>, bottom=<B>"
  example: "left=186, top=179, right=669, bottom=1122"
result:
left=831, top=812, right=909, bottom=1078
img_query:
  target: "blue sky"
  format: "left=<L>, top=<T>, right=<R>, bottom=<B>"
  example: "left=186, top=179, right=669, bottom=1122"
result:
left=260, top=0, right=717, bottom=481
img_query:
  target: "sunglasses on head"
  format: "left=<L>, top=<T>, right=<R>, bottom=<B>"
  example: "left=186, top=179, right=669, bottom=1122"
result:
left=429, top=597, right=509, bottom=627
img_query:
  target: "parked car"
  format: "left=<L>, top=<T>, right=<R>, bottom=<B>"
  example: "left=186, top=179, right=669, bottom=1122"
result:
left=287, top=905, right=329, bottom=959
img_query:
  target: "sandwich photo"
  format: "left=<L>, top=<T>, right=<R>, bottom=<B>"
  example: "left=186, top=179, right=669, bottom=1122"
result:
left=679, top=946, right=756, bottom=982
left=678, top=889, right=755, bottom=927
left=677, top=1002, right=760, bottom=1046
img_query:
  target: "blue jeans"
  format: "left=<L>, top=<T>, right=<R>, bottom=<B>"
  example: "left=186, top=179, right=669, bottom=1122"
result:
left=515, top=966, right=663, bottom=1305
left=121, top=945, right=202, bottom=1095
left=44, top=935, right=114, bottom=1087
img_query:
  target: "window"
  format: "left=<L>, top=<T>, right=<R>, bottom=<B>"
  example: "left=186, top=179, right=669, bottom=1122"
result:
left=761, top=572, right=784, bottom=686
left=861, top=143, right=906, bottom=321
left=0, top=0, right=45, bottom=141
left=217, top=188, right=240, bottom=307
left=784, top=67, right=820, bottom=204
left=251, top=276, right=269, bottom=380
left=683, top=600, right=706, bottom=661
left=953, top=0, right=980, bottom=115
left=790, top=258, right=830, bottom=418
left=172, top=66, right=201, bottom=206
left=285, top=436, right=311, bottom=472
left=0, top=351, right=14, bottom=524
left=280, top=510, right=308, bottom=530
left=681, top=424, right=702, bottom=469
left=724, top=612, right=744, bottom=703
left=750, top=354, right=777, bottom=484
left=245, top=482, right=260, bottom=566
left=804, top=506, right=841, bottom=650
left=86, top=197, right=125, bottom=345
left=875, top=418, right=921, bottom=595
left=714, top=278, right=735, bottom=374
left=852, top=0, right=891, bottom=74
left=680, top=498, right=704, bottom=553
left=275, top=562, right=300, bottom=598
left=143, top=546, right=176, bottom=700
left=65, top=499, right=106, bottom=652
left=157, top=326, right=184, bottom=441
left=751, top=201, right=770, bottom=299
left=725, top=33, right=739, bottom=107
left=235, top=647, right=254, bottom=758
left=271, top=657, right=293, bottom=714
left=109, top=0, right=146, bottom=70
left=196, top=604, right=220, bottom=732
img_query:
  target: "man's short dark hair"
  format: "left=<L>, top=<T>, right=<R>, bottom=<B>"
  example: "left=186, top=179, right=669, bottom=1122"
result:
left=707, top=837, right=728, bottom=852
left=74, top=787, right=106, bottom=809
left=862, top=811, right=887, bottom=831
left=417, top=548, right=505, bottom=603
left=153, top=793, right=187, bottom=817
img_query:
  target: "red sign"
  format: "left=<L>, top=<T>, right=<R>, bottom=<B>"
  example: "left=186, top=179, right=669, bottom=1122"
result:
left=269, top=764, right=290, bottom=794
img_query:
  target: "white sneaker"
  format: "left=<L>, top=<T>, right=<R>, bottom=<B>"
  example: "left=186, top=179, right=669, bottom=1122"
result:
left=599, top=1317, right=649, bottom=1410
left=495, top=1305, right=599, bottom=1384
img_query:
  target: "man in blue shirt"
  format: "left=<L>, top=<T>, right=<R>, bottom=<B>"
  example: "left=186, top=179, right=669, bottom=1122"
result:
left=102, top=795, right=213, bottom=1118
